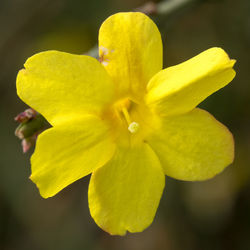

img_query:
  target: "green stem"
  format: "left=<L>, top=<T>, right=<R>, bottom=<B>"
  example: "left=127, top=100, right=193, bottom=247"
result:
left=156, top=0, right=197, bottom=15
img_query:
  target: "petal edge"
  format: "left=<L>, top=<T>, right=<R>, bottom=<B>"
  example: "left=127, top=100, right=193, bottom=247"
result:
left=88, top=143, right=165, bottom=235
left=147, top=108, right=234, bottom=181
left=146, top=48, right=236, bottom=117
left=30, top=115, right=115, bottom=198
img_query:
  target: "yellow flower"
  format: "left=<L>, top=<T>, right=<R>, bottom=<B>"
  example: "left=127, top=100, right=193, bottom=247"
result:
left=16, top=12, right=236, bottom=235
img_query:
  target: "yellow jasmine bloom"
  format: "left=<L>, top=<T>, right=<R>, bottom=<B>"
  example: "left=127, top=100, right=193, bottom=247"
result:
left=16, top=12, right=236, bottom=235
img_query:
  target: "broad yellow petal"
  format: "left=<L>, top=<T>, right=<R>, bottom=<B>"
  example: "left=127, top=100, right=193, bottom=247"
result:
left=30, top=115, right=115, bottom=198
left=146, top=48, right=236, bottom=116
left=17, top=51, right=114, bottom=126
left=147, top=108, right=234, bottom=181
left=88, top=143, right=165, bottom=235
left=99, top=12, right=162, bottom=102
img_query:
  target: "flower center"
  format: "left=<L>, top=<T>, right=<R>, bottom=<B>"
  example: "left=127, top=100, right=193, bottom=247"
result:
left=114, top=98, right=140, bottom=134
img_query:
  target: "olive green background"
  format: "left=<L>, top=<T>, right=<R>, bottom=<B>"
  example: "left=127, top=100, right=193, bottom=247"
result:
left=0, top=0, right=249, bottom=249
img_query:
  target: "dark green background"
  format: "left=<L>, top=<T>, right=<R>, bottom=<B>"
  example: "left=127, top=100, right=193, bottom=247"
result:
left=1, top=0, right=249, bottom=249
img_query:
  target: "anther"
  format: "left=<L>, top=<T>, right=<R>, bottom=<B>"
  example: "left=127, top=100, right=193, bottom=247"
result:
left=128, top=122, right=140, bottom=134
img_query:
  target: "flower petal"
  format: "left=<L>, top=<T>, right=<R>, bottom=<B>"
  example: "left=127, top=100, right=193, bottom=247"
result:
left=30, top=115, right=115, bottom=198
left=146, top=48, right=236, bottom=117
left=147, top=108, right=234, bottom=181
left=88, top=143, right=165, bottom=235
left=99, top=12, right=162, bottom=102
left=17, top=51, right=114, bottom=126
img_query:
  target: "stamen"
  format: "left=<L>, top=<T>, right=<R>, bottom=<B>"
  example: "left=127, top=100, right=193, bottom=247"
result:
left=128, top=122, right=140, bottom=134
left=121, top=107, right=139, bottom=134
left=121, top=107, right=131, bottom=125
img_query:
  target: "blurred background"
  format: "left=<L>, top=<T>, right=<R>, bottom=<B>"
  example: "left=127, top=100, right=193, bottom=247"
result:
left=0, top=0, right=249, bottom=249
